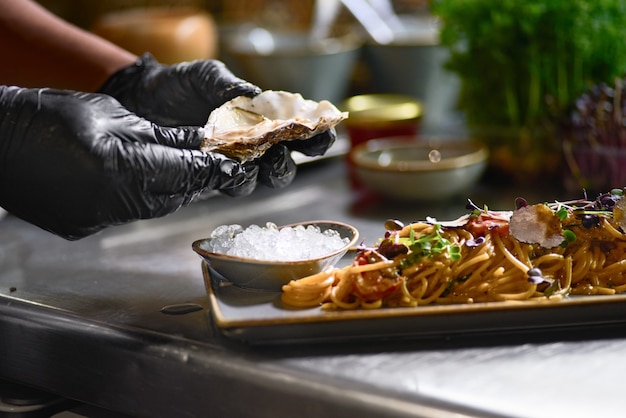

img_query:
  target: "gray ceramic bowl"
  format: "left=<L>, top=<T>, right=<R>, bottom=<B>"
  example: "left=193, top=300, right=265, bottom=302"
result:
left=192, top=221, right=359, bottom=291
left=220, top=27, right=361, bottom=103
left=351, top=138, right=488, bottom=200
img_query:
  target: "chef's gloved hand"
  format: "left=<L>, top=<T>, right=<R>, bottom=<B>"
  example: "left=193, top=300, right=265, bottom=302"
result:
left=98, top=53, right=337, bottom=156
left=98, top=53, right=260, bottom=127
left=0, top=86, right=293, bottom=240
left=284, top=128, right=337, bottom=157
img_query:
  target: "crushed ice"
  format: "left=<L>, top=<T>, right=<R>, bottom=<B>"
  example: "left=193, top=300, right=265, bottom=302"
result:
left=206, top=222, right=349, bottom=261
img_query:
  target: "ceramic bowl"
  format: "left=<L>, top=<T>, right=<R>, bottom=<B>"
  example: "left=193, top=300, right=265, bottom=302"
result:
left=351, top=138, right=488, bottom=200
left=220, top=27, right=361, bottom=103
left=192, top=221, right=359, bottom=291
left=91, top=7, right=218, bottom=64
left=361, top=15, right=461, bottom=130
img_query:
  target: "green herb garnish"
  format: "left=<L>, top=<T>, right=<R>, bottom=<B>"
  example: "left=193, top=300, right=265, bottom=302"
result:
left=441, top=274, right=471, bottom=297
left=399, top=224, right=462, bottom=269
left=556, top=206, right=569, bottom=221
left=543, top=279, right=560, bottom=298
left=560, top=229, right=577, bottom=248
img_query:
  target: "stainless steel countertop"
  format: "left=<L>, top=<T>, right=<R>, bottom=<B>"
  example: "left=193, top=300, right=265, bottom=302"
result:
left=2, top=157, right=626, bottom=418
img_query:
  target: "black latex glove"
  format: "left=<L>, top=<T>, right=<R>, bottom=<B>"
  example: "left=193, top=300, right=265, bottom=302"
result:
left=98, top=53, right=337, bottom=156
left=98, top=53, right=260, bottom=127
left=0, top=86, right=275, bottom=240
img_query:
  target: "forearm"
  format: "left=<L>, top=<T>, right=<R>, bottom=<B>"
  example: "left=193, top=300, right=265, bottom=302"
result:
left=0, top=0, right=137, bottom=91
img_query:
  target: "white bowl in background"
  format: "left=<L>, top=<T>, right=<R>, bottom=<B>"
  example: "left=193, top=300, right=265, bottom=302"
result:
left=220, top=27, right=362, bottom=104
left=351, top=138, right=488, bottom=200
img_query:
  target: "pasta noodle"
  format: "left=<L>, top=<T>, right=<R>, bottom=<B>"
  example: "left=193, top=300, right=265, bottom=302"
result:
left=281, top=190, right=626, bottom=310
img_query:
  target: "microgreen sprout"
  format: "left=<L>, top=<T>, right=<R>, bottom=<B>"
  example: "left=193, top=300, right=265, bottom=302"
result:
left=556, top=206, right=569, bottom=221
left=527, top=268, right=560, bottom=297
left=560, top=230, right=577, bottom=248
left=466, top=198, right=502, bottom=218
left=514, top=197, right=528, bottom=209
left=466, top=236, right=486, bottom=247
left=466, top=199, right=484, bottom=217
left=527, top=268, right=544, bottom=284
left=441, top=274, right=470, bottom=297
left=399, top=223, right=462, bottom=269
left=449, top=245, right=462, bottom=260
left=544, top=280, right=560, bottom=297
left=544, top=195, right=618, bottom=236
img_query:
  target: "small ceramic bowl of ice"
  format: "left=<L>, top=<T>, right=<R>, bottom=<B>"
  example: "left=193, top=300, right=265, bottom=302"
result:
left=192, top=220, right=359, bottom=291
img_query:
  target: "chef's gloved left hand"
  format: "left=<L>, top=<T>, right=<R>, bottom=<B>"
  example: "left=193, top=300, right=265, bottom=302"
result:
left=98, top=53, right=337, bottom=157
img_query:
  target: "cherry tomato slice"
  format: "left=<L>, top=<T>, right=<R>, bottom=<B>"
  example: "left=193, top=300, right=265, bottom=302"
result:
left=466, top=214, right=509, bottom=236
left=353, top=270, right=401, bottom=301
left=353, top=251, right=401, bottom=301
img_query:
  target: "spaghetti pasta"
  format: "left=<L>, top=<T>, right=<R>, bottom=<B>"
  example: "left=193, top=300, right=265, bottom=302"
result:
left=281, top=189, right=626, bottom=309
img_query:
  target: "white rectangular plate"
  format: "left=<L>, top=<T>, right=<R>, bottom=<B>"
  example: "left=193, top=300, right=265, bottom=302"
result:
left=202, top=262, right=626, bottom=345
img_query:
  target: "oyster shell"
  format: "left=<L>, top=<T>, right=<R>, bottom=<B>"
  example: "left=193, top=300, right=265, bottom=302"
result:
left=200, top=90, right=348, bottom=162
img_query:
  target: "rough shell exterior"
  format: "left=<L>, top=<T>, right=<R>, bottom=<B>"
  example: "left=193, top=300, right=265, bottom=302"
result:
left=200, top=90, right=348, bottom=162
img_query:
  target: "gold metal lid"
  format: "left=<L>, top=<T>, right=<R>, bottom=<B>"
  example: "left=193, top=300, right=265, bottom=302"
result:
left=342, top=94, right=422, bottom=127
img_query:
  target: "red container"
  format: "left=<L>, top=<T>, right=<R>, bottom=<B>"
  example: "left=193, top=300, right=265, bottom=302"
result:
left=342, top=94, right=422, bottom=188
left=346, top=123, right=420, bottom=148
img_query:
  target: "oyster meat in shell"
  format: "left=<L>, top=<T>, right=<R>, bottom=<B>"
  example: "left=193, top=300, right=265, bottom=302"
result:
left=200, top=90, right=348, bottom=162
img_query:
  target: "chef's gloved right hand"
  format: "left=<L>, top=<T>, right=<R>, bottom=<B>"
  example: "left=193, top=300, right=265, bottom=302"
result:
left=0, top=86, right=293, bottom=240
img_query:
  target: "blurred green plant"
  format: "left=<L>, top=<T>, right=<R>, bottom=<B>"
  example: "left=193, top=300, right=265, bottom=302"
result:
left=431, top=0, right=626, bottom=181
